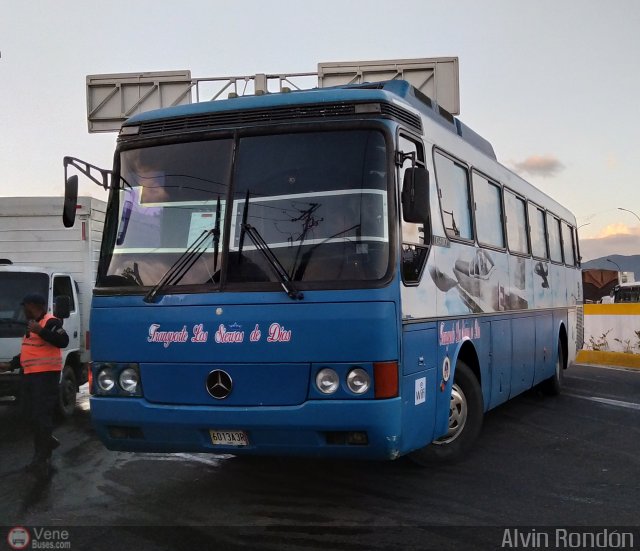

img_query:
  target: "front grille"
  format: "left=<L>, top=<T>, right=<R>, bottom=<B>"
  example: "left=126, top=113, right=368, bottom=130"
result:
left=129, top=101, right=422, bottom=139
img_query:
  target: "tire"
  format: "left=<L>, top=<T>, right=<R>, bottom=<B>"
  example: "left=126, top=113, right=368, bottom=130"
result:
left=540, top=342, right=564, bottom=396
left=409, top=361, right=484, bottom=465
left=57, top=366, right=77, bottom=419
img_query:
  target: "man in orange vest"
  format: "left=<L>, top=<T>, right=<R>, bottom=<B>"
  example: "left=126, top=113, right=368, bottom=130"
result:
left=0, top=293, right=69, bottom=478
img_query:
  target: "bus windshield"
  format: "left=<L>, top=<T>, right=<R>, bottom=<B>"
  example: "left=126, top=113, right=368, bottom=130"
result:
left=101, top=129, right=390, bottom=289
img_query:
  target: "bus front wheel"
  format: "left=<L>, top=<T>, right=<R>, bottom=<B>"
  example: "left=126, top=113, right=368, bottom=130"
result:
left=409, top=361, right=483, bottom=465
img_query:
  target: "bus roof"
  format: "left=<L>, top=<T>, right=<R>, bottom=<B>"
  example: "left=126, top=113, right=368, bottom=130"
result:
left=123, top=80, right=496, bottom=160
left=121, top=79, right=575, bottom=224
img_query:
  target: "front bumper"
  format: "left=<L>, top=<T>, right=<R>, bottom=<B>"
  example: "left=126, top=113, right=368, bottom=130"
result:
left=90, top=396, right=404, bottom=460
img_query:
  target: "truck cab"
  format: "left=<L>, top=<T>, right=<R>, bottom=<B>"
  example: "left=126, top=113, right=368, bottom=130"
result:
left=0, top=261, right=84, bottom=417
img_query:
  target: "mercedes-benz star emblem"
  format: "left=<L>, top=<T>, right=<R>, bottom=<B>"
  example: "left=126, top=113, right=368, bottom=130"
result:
left=206, top=370, right=233, bottom=399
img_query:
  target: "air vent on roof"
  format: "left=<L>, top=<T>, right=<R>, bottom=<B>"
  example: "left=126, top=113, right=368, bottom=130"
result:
left=380, top=104, right=422, bottom=132
left=410, top=87, right=433, bottom=109
left=127, top=101, right=422, bottom=139
left=438, top=106, right=455, bottom=124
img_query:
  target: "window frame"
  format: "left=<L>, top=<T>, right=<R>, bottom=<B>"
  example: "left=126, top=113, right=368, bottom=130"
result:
left=398, top=130, right=429, bottom=286
left=528, top=201, right=549, bottom=261
left=561, top=220, right=577, bottom=268
left=97, top=120, right=398, bottom=295
left=52, top=275, right=76, bottom=313
left=503, top=186, right=531, bottom=257
left=470, top=169, right=506, bottom=252
left=546, top=213, right=564, bottom=265
left=432, top=147, right=475, bottom=244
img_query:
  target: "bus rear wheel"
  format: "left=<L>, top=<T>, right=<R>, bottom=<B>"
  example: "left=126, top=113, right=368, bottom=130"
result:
left=409, top=361, right=483, bottom=465
left=540, top=342, right=564, bottom=396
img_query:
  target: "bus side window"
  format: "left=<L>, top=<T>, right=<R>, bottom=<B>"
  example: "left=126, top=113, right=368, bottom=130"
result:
left=528, top=203, right=548, bottom=259
left=504, top=190, right=529, bottom=255
left=547, top=214, right=563, bottom=263
left=472, top=172, right=504, bottom=248
left=434, top=152, right=473, bottom=241
left=398, top=135, right=428, bottom=284
left=561, top=221, right=576, bottom=266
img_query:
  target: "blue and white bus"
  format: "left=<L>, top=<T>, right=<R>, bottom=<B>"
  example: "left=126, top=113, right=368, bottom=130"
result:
left=63, top=77, right=582, bottom=462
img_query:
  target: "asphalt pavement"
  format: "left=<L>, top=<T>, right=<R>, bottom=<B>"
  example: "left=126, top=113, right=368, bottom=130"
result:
left=1, top=364, right=639, bottom=550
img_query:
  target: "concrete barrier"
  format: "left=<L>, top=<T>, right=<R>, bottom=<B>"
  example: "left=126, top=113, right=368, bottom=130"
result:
left=578, top=303, right=640, bottom=368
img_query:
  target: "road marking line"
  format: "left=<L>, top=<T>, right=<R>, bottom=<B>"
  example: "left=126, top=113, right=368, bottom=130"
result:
left=575, top=364, right=640, bottom=373
left=135, top=452, right=232, bottom=466
left=174, top=452, right=233, bottom=466
left=566, top=393, right=640, bottom=411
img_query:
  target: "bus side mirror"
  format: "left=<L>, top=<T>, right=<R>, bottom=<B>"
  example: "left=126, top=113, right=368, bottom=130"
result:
left=54, top=295, right=71, bottom=320
left=402, top=168, right=430, bottom=223
left=63, top=175, right=79, bottom=228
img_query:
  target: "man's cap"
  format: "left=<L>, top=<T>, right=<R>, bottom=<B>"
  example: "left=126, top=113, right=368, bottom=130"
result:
left=21, top=293, right=47, bottom=306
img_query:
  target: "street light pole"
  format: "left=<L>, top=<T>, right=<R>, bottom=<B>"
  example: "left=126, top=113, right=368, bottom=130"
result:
left=607, top=258, right=621, bottom=272
left=617, top=207, right=640, bottom=224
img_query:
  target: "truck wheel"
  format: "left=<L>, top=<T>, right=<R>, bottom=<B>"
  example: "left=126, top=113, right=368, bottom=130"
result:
left=409, top=361, right=483, bottom=465
left=58, top=366, right=77, bottom=419
left=540, top=342, right=564, bottom=396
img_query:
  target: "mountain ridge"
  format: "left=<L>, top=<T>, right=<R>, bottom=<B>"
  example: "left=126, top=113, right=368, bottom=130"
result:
left=582, top=254, right=640, bottom=277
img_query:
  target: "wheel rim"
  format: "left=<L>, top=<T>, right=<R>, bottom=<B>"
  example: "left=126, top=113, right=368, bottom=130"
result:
left=555, top=349, right=563, bottom=384
left=434, top=383, right=468, bottom=445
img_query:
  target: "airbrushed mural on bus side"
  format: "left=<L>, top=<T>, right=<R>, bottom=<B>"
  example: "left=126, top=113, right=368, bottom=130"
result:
left=426, top=243, right=559, bottom=316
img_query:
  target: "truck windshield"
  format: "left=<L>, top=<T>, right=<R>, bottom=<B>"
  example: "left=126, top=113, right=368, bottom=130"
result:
left=614, top=285, right=640, bottom=303
left=101, top=129, right=390, bottom=289
left=0, top=272, right=49, bottom=338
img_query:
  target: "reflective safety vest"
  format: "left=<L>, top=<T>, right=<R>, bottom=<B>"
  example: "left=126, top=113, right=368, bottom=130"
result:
left=21, top=313, right=63, bottom=375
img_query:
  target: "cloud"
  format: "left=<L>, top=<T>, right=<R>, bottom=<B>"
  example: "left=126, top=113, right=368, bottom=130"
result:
left=596, top=223, right=636, bottom=238
left=511, top=155, right=565, bottom=177
left=580, top=231, right=640, bottom=262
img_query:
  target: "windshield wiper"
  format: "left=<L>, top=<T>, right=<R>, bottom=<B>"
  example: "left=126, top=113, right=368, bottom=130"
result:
left=237, top=190, right=303, bottom=300
left=241, top=223, right=304, bottom=300
left=143, top=201, right=220, bottom=303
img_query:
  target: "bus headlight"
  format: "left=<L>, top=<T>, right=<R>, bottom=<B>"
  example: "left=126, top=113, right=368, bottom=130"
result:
left=119, top=367, right=140, bottom=394
left=97, top=367, right=116, bottom=393
left=94, top=363, right=142, bottom=396
left=316, top=368, right=339, bottom=394
left=346, top=368, right=371, bottom=394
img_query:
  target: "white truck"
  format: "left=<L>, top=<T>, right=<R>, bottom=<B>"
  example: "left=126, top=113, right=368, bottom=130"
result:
left=0, top=196, right=105, bottom=416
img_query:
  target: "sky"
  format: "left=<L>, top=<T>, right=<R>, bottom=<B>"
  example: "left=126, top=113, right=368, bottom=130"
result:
left=1, top=0, right=639, bottom=261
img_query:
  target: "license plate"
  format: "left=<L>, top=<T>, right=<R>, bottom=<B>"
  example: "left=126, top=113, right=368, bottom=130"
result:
left=209, top=430, right=249, bottom=446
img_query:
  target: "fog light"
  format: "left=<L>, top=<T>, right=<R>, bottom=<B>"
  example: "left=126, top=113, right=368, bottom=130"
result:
left=119, top=367, right=139, bottom=394
left=346, top=368, right=371, bottom=394
left=97, top=368, right=115, bottom=392
left=346, top=431, right=368, bottom=445
left=316, top=368, right=339, bottom=394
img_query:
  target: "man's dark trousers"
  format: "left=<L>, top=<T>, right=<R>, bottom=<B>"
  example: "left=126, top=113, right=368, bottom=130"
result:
left=23, top=371, right=59, bottom=463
